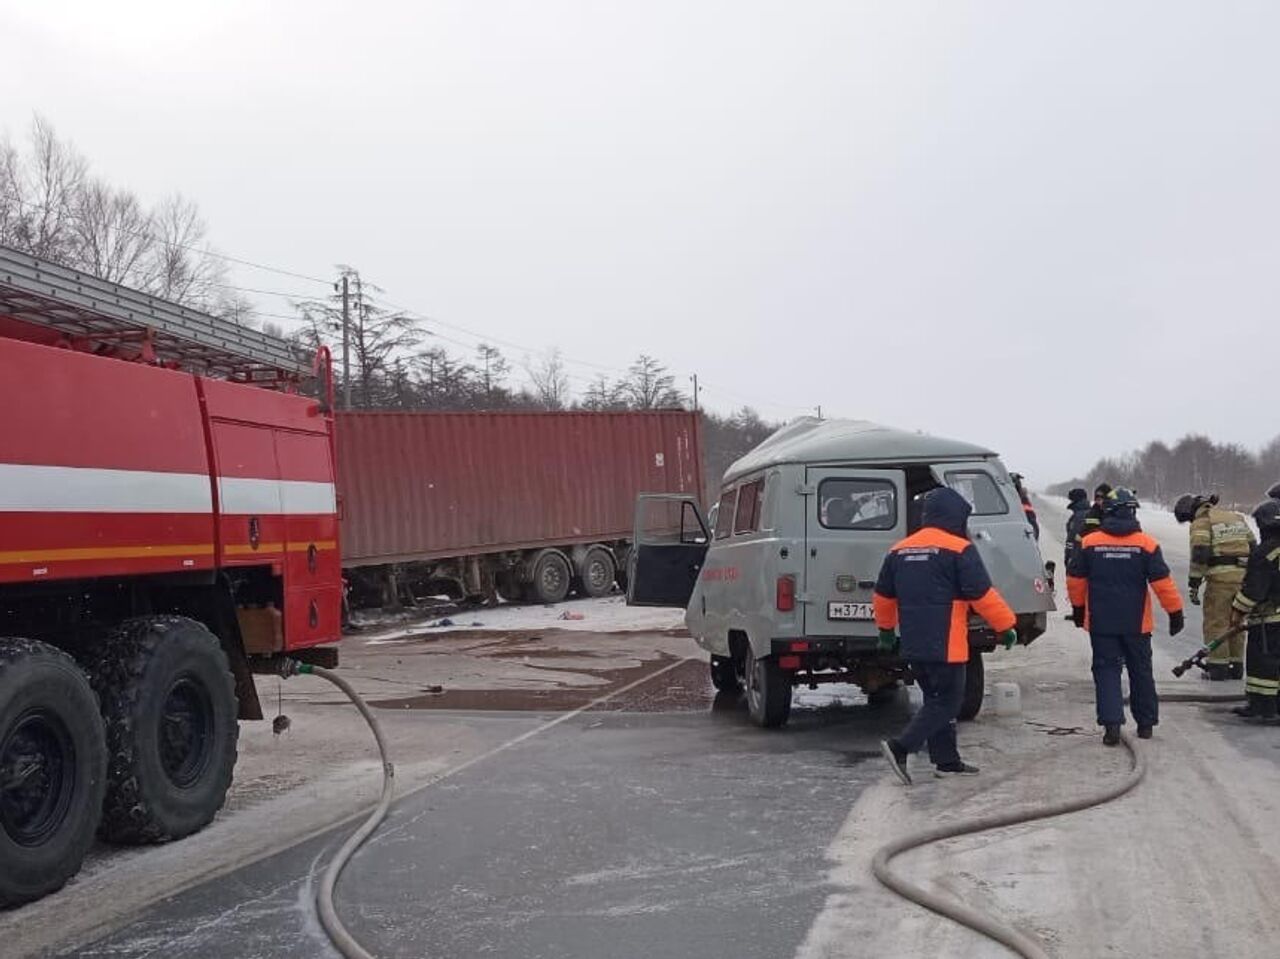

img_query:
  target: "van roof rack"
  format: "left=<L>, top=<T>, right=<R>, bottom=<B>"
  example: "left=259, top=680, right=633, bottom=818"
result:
left=0, top=244, right=307, bottom=383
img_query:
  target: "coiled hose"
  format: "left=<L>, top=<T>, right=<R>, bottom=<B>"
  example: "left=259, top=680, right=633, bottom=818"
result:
left=289, top=662, right=394, bottom=959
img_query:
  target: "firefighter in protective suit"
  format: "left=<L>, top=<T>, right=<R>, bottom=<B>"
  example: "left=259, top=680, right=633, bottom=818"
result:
left=1174, top=493, right=1256, bottom=680
left=1230, top=499, right=1280, bottom=721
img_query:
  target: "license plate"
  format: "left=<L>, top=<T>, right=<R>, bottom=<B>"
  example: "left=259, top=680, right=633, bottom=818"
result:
left=827, top=601, right=875, bottom=621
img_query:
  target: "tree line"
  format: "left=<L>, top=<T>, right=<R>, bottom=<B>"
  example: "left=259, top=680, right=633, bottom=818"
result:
left=0, top=116, right=245, bottom=317
left=1050, top=434, right=1280, bottom=510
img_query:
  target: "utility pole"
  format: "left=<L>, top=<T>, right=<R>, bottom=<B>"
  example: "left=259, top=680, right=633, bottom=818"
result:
left=815, top=404, right=823, bottom=420
left=690, top=373, right=699, bottom=413
left=340, top=274, right=351, bottom=410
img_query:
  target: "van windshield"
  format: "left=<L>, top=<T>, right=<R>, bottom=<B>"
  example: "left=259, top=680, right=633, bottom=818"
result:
left=819, top=478, right=897, bottom=530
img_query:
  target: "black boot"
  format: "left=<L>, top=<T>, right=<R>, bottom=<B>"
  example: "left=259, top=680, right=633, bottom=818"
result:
left=1229, top=663, right=1244, bottom=681
left=1103, top=724, right=1121, bottom=746
left=1245, top=696, right=1280, bottom=725
left=1204, top=663, right=1232, bottom=682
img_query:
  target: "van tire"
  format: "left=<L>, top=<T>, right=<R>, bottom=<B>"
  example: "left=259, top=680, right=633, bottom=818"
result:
left=958, top=650, right=985, bottom=721
left=709, top=655, right=742, bottom=695
left=745, top=650, right=791, bottom=728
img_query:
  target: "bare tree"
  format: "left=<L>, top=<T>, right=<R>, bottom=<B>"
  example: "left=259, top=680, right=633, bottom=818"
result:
left=579, top=374, right=624, bottom=411
left=144, top=194, right=225, bottom=308
left=20, top=116, right=87, bottom=262
left=620, top=354, right=683, bottom=409
left=71, top=180, right=152, bottom=284
left=475, top=343, right=510, bottom=406
left=525, top=348, right=571, bottom=410
left=0, top=137, right=22, bottom=247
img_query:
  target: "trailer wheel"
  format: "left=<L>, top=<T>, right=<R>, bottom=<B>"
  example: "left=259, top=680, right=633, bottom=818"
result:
left=528, top=550, right=572, bottom=605
left=578, top=547, right=616, bottom=599
left=958, top=649, right=985, bottom=722
left=709, top=655, right=742, bottom=695
left=0, top=638, right=107, bottom=906
left=88, top=617, right=238, bottom=844
left=745, top=649, right=791, bottom=728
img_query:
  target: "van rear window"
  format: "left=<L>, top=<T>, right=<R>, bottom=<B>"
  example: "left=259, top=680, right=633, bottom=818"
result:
left=944, top=471, right=1009, bottom=516
left=819, top=478, right=897, bottom=530
left=734, top=479, right=764, bottom=534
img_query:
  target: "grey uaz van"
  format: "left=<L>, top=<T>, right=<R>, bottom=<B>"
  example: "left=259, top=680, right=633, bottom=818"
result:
left=627, top=418, right=1054, bottom=727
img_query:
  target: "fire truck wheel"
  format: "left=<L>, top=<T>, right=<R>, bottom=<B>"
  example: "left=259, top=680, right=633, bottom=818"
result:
left=528, top=550, right=572, bottom=605
left=0, top=638, right=107, bottom=906
left=88, top=617, right=239, bottom=844
left=578, top=547, right=617, bottom=598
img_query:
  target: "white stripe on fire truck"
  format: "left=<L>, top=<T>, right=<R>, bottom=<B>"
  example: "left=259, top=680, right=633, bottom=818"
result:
left=218, top=477, right=336, bottom=515
left=0, top=463, right=213, bottom=513
left=0, top=464, right=336, bottom=515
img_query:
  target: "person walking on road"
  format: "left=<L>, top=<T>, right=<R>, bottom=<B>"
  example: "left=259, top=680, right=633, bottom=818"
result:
left=1064, top=487, right=1090, bottom=567
left=1067, top=488, right=1184, bottom=745
left=875, top=487, right=1018, bottom=784
left=1230, top=499, right=1280, bottom=723
left=1080, top=482, right=1112, bottom=541
left=1174, top=493, right=1256, bottom=681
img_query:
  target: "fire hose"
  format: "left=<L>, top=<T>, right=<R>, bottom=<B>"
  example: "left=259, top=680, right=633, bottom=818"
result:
left=872, top=628, right=1248, bottom=956
left=282, top=660, right=393, bottom=959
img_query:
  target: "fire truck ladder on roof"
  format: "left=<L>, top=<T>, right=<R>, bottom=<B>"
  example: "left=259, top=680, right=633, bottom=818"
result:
left=0, top=244, right=308, bottom=383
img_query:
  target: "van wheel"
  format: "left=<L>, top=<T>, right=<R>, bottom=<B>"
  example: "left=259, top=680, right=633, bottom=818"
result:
left=0, top=639, right=107, bottom=906
left=88, top=617, right=238, bottom=844
left=528, top=551, right=572, bottom=605
left=709, top=655, right=742, bottom=696
left=745, top=650, right=791, bottom=728
left=958, top=650, right=985, bottom=722
left=578, top=547, right=616, bottom=599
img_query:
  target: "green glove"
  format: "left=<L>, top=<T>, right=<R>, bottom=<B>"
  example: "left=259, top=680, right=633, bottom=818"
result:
left=877, top=628, right=898, bottom=651
left=999, top=628, right=1018, bottom=650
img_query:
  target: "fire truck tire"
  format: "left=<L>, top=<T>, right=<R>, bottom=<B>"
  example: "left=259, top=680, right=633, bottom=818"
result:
left=528, top=550, right=572, bottom=605
left=578, top=546, right=616, bottom=598
left=0, top=638, right=107, bottom=907
left=88, top=617, right=239, bottom=845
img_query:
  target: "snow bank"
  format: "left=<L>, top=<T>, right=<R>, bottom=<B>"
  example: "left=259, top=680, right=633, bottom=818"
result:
left=361, top=595, right=685, bottom=644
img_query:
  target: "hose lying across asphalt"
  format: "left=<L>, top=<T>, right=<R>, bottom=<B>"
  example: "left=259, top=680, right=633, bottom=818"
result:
left=871, top=691, right=1245, bottom=957
left=295, top=663, right=395, bottom=959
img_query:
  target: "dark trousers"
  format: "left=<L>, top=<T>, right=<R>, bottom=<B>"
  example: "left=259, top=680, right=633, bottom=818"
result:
left=1090, top=632, right=1157, bottom=727
left=1245, top=623, right=1280, bottom=716
left=896, top=661, right=965, bottom=767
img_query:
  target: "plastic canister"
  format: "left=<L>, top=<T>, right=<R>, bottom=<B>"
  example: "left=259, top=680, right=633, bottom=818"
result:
left=992, top=681, right=1021, bottom=717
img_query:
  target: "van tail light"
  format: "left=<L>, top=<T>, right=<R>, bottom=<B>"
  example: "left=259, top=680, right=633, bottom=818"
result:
left=776, top=575, right=796, bottom=612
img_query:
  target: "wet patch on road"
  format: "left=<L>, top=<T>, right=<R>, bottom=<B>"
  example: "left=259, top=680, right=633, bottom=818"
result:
left=366, top=653, right=717, bottom=713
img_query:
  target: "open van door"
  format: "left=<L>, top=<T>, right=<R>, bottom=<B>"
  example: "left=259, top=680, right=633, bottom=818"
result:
left=932, top=462, right=1055, bottom=628
left=626, top=494, right=709, bottom=607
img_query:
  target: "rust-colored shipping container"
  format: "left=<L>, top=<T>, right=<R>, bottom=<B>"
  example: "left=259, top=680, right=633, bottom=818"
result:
left=335, top=410, right=703, bottom=605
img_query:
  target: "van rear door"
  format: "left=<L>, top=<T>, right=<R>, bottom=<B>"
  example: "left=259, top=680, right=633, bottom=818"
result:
left=932, top=461, right=1054, bottom=619
left=803, top=468, right=906, bottom=636
left=626, top=494, right=710, bottom=607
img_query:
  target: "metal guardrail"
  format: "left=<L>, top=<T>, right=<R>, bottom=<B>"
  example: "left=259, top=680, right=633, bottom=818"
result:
left=0, top=245, right=307, bottom=380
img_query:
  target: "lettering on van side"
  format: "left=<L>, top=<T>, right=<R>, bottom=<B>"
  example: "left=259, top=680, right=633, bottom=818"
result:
left=702, top=566, right=740, bottom=582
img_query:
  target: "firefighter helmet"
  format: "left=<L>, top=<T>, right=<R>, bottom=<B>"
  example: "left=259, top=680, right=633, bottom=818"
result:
left=1104, top=487, right=1139, bottom=515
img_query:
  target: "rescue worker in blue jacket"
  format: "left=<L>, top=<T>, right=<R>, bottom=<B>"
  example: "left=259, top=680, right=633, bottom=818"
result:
left=1064, top=487, right=1090, bottom=569
left=1067, top=488, right=1184, bottom=745
left=875, top=487, right=1018, bottom=784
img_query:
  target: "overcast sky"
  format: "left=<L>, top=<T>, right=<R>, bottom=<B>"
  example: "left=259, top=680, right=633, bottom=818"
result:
left=2, top=1, right=1276, bottom=484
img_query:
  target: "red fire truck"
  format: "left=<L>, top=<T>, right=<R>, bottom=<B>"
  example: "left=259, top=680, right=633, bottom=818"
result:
left=0, top=247, right=343, bottom=905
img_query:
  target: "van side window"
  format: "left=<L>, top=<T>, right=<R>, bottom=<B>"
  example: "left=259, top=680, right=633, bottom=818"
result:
left=715, top=488, right=737, bottom=540
left=759, top=472, right=778, bottom=532
left=944, top=470, right=1009, bottom=515
left=734, top=479, right=764, bottom=534
left=819, top=478, right=897, bottom=530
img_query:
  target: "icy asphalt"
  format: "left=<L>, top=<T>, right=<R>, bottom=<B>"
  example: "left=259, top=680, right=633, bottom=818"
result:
left=59, top=498, right=1280, bottom=958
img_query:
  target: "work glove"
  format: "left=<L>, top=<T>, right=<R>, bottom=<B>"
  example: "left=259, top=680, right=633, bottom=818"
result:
left=1071, top=606, right=1086, bottom=628
left=999, top=628, right=1018, bottom=650
left=1169, top=610, right=1185, bottom=637
left=877, top=628, right=898, bottom=652
left=1188, top=582, right=1201, bottom=606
